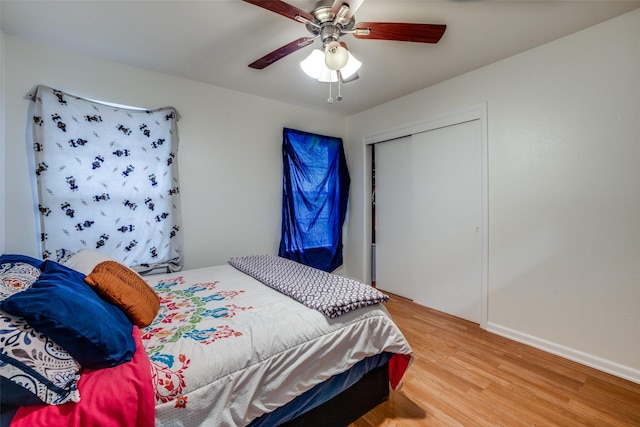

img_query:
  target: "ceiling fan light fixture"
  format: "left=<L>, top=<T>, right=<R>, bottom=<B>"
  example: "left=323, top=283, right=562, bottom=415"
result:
left=301, top=45, right=361, bottom=82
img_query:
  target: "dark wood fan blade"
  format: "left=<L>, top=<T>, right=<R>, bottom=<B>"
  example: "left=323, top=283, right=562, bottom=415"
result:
left=354, top=22, right=446, bottom=43
left=242, top=0, right=313, bottom=22
left=248, top=37, right=314, bottom=69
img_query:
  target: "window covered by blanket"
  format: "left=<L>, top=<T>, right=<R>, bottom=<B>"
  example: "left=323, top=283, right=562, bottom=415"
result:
left=27, top=85, right=183, bottom=274
left=279, top=128, right=350, bottom=272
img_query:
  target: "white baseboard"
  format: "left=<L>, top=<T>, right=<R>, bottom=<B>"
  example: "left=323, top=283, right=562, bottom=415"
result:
left=486, top=322, right=640, bottom=385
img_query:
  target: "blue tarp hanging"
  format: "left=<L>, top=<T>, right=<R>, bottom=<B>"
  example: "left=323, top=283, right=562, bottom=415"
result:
left=279, top=128, right=350, bottom=272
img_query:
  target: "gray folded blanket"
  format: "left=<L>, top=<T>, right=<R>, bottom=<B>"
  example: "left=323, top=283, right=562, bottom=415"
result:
left=228, top=255, right=388, bottom=318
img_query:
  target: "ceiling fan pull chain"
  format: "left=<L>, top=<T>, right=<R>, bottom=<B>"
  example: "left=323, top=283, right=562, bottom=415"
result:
left=337, top=72, right=343, bottom=101
left=328, top=81, right=334, bottom=103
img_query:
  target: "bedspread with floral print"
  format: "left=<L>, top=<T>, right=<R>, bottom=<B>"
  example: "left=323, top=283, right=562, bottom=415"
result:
left=140, top=264, right=412, bottom=427
left=141, top=274, right=252, bottom=405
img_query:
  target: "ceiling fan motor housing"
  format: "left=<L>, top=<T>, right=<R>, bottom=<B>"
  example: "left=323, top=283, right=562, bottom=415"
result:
left=305, top=5, right=355, bottom=46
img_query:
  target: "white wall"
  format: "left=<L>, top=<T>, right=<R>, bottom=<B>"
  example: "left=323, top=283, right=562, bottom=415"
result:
left=0, top=3, right=5, bottom=254
left=2, top=36, right=345, bottom=270
left=344, top=9, right=640, bottom=382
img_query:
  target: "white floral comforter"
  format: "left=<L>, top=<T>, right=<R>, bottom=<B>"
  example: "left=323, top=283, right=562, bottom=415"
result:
left=141, top=264, right=412, bottom=427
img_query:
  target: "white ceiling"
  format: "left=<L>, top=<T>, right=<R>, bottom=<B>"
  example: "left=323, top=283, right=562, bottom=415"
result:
left=2, top=0, right=639, bottom=116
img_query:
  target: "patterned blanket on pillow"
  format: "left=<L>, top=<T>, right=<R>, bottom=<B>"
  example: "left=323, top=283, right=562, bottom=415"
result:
left=228, top=255, right=388, bottom=318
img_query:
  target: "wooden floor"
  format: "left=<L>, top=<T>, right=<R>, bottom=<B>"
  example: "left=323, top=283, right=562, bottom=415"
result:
left=350, top=292, right=640, bottom=427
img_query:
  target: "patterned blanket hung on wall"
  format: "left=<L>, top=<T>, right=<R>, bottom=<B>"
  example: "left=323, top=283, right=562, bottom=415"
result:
left=27, top=85, right=183, bottom=274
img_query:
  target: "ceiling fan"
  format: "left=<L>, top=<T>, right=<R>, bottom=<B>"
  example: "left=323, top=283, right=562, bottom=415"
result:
left=242, top=0, right=446, bottom=79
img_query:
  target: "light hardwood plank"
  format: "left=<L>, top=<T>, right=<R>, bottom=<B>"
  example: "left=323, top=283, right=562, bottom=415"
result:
left=350, top=292, right=640, bottom=426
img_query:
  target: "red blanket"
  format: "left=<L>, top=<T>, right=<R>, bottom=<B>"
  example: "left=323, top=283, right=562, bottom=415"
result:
left=389, top=353, right=412, bottom=389
left=11, top=327, right=154, bottom=427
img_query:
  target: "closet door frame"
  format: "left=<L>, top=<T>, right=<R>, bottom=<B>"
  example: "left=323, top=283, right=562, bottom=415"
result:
left=364, top=104, right=489, bottom=328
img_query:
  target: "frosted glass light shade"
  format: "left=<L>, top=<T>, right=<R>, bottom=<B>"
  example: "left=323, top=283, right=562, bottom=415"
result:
left=300, top=49, right=325, bottom=79
left=340, top=53, right=362, bottom=80
left=324, top=41, right=349, bottom=70
left=317, top=68, right=339, bottom=83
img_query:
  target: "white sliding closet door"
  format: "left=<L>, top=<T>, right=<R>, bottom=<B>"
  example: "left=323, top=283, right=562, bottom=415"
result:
left=375, top=136, right=415, bottom=299
left=375, top=120, right=483, bottom=323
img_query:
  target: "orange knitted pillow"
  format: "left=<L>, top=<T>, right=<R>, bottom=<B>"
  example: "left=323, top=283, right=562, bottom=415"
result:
left=85, top=261, right=160, bottom=327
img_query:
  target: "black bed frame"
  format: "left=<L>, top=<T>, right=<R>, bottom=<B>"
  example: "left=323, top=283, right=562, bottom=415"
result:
left=281, top=362, right=390, bottom=427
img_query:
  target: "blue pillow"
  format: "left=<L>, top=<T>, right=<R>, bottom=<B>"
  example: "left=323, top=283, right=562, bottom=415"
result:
left=0, top=254, right=43, bottom=269
left=0, top=254, right=43, bottom=268
left=1, top=260, right=135, bottom=369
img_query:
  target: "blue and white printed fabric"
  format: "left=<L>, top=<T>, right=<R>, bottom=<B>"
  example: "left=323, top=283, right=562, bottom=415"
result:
left=27, top=85, right=183, bottom=274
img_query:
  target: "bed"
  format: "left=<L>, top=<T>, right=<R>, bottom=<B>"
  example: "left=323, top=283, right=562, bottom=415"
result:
left=1, top=252, right=412, bottom=426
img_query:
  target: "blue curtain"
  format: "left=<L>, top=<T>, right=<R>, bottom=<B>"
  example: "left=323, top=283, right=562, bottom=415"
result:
left=279, top=128, right=350, bottom=272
